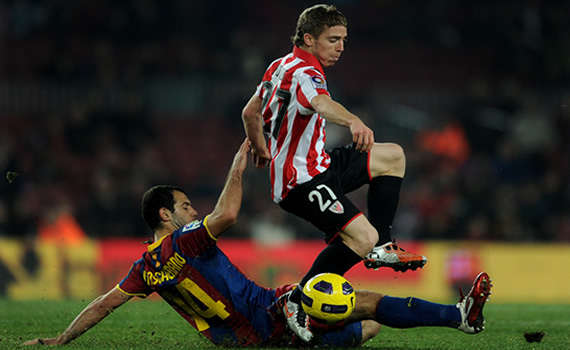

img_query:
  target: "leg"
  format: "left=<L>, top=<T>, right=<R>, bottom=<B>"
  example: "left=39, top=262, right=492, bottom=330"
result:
left=349, top=272, right=493, bottom=334
left=293, top=215, right=375, bottom=297
left=339, top=214, right=378, bottom=257
left=365, top=143, right=427, bottom=271
left=367, top=142, right=405, bottom=244
left=285, top=216, right=369, bottom=342
left=360, top=320, right=382, bottom=344
left=289, top=216, right=375, bottom=308
left=280, top=144, right=403, bottom=341
left=351, top=290, right=461, bottom=329
left=309, top=319, right=380, bottom=346
left=280, top=178, right=370, bottom=296
left=369, top=142, right=406, bottom=178
left=278, top=177, right=365, bottom=342
left=296, top=237, right=364, bottom=290
left=328, top=142, right=404, bottom=245
left=313, top=320, right=369, bottom=347
left=348, top=290, right=383, bottom=321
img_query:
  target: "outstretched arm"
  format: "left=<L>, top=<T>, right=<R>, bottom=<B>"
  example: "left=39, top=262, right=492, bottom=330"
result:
left=23, top=287, right=131, bottom=346
left=311, top=94, right=374, bottom=152
left=205, top=138, right=250, bottom=237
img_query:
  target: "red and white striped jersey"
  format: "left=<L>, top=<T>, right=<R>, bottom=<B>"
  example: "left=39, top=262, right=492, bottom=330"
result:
left=255, top=46, right=332, bottom=203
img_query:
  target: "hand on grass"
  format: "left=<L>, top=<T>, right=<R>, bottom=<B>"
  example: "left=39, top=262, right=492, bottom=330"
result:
left=23, top=337, right=60, bottom=346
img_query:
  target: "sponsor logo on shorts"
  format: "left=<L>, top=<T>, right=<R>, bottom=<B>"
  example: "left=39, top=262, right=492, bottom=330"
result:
left=328, top=200, right=344, bottom=214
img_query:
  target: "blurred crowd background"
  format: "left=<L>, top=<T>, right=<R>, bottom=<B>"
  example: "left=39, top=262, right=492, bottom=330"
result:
left=0, top=0, right=568, bottom=243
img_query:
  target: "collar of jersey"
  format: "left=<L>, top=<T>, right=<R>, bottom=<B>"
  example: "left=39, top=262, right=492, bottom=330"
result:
left=292, top=46, right=326, bottom=78
left=147, top=233, right=170, bottom=252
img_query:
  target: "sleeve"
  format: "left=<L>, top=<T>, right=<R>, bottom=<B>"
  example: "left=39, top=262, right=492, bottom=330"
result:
left=255, top=58, right=283, bottom=98
left=175, top=216, right=217, bottom=257
left=117, top=259, right=153, bottom=298
left=254, top=81, right=266, bottom=99
left=296, top=69, right=330, bottom=112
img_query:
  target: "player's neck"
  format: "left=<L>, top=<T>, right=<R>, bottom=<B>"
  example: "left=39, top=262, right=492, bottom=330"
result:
left=298, top=45, right=314, bottom=56
left=153, top=225, right=174, bottom=242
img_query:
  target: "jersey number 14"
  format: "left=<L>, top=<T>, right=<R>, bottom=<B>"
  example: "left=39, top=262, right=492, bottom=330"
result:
left=164, top=278, right=230, bottom=331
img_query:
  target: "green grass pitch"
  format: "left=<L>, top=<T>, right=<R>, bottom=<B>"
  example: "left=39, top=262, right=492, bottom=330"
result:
left=1, top=299, right=568, bottom=349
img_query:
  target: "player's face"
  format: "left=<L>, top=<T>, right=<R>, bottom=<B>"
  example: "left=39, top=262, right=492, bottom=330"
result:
left=313, top=25, right=347, bottom=67
left=170, top=191, right=198, bottom=228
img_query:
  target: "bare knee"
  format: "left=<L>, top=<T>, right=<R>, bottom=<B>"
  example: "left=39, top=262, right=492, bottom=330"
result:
left=370, top=143, right=406, bottom=178
left=380, top=143, right=405, bottom=176
left=350, top=290, right=384, bottom=320
left=360, top=320, right=382, bottom=344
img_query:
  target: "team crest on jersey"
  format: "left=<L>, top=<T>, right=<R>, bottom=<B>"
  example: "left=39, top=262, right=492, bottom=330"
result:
left=311, top=75, right=327, bottom=90
left=328, top=200, right=344, bottom=214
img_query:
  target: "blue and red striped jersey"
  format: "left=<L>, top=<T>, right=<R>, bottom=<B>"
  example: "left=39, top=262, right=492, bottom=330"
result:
left=118, top=216, right=286, bottom=346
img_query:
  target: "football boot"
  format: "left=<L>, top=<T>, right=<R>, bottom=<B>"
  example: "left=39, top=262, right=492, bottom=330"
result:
left=457, top=272, right=493, bottom=334
left=279, top=290, right=313, bottom=342
left=363, top=241, right=427, bottom=271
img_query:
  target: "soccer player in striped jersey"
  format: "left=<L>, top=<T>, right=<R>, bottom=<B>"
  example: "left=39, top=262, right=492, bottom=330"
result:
left=23, top=138, right=493, bottom=347
left=242, top=4, right=427, bottom=341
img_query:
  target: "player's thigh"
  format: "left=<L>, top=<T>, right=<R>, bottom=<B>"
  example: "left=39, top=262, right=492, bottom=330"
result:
left=369, top=142, right=405, bottom=178
left=279, top=174, right=362, bottom=242
left=338, top=215, right=378, bottom=257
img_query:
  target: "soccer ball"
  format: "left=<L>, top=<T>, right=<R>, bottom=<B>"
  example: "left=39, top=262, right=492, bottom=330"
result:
left=301, top=273, right=355, bottom=324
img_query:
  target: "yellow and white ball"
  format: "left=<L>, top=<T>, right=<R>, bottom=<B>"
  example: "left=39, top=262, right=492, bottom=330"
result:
left=301, top=273, right=355, bottom=324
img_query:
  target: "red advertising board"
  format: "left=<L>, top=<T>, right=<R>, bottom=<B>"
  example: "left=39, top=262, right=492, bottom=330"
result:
left=96, top=239, right=426, bottom=291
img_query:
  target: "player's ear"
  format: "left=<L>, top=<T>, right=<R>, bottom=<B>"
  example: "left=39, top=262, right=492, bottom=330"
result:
left=159, top=207, right=171, bottom=222
left=303, top=33, right=315, bottom=47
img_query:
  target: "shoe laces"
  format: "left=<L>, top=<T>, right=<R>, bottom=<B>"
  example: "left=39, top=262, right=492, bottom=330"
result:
left=386, top=244, right=405, bottom=252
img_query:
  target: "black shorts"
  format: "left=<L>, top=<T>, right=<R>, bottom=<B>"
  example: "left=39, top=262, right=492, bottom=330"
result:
left=279, top=144, right=372, bottom=242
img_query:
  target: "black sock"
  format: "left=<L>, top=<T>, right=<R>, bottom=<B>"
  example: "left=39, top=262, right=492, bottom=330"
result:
left=368, top=176, right=403, bottom=246
left=290, top=240, right=362, bottom=303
